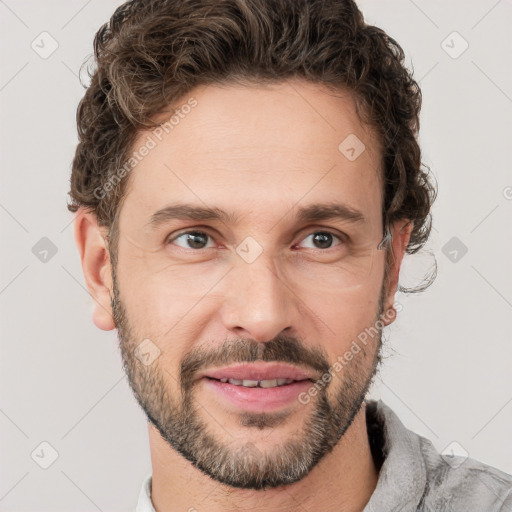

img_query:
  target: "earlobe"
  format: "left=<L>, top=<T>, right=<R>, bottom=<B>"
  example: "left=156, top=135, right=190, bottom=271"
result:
left=381, top=219, right=413, bottom=325
left=73, top=209, right=116, bottom=331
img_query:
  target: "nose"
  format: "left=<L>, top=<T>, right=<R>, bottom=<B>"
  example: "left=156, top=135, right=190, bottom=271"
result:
left=219, top=253, right=299, bottom=343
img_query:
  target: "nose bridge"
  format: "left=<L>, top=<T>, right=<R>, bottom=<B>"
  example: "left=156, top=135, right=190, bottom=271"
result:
left=220, top=245, right=296, bottom=341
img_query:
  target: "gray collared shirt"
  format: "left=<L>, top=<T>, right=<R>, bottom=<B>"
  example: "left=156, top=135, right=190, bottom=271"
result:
left=135, top=399, right=512, bottom=511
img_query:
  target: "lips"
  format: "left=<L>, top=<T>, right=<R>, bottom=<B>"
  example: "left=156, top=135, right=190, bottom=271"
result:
left=199, top=362, right=317, bottom=412
left=199, top=362, right=316, bottom=384
left=214, top=377, right=296, bottom=388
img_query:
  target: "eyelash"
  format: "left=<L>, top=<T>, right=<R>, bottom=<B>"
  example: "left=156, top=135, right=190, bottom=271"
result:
left=166, top=228, right=346, bottom=252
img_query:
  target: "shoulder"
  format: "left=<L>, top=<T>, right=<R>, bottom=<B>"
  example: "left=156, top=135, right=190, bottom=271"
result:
left=416, top=435, right=512, bottom=511
left=366, top=399, right=512, bottom=512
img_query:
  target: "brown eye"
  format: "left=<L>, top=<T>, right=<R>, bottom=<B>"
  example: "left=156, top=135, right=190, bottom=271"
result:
left=298, top=231, right=344, bottom=250
left=168, top=231, right=214, bottom=250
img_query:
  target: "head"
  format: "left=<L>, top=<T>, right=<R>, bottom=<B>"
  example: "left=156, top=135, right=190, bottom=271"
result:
left=70, top=0, right=435, bottom=490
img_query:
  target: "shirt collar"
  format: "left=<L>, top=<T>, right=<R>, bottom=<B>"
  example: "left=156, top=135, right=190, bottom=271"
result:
left=362, top=399, right=427, bottom=511
left=135, top=471, right=154, bottom=512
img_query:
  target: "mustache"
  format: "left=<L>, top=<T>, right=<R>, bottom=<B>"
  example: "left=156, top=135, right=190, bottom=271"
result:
left=180, top=334, right=331, bottom=389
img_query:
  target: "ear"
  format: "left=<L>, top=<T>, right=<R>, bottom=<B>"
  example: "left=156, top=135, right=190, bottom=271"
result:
left=73, top=209, right=115, bottom=331
left=381, top=219, right=413, bottom=326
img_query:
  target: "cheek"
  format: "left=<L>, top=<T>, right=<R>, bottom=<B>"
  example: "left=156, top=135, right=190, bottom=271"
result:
left=302, top=274, right=382, bottom=361
left=116, top=256, right=218, bottom=361
left=117, top=241, right=208, bottom=309
left=317, top=291, right=381, bottom=350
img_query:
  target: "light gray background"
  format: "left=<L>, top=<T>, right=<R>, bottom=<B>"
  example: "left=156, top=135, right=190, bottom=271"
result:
left=1, top=0, right=511, bottom=510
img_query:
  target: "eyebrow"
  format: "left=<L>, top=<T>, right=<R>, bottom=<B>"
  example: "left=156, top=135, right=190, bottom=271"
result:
left=146, top=202, right=365, bottom=230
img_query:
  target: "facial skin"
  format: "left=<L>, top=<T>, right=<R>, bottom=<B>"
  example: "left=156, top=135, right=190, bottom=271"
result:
left=75, top=79, right=412, bottom=511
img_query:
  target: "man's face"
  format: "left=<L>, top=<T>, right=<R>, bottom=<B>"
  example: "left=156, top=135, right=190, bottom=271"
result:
left=108, top=80, right=393, bottom=489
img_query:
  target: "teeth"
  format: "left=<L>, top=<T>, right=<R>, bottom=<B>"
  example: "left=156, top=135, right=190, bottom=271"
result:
left=259, top=379, right=278, bottom=388
left=222, top=378, right=296, bottom=388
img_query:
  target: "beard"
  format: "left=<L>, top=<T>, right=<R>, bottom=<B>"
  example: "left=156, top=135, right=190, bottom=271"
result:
left=110, top=262, right=384, bottom=490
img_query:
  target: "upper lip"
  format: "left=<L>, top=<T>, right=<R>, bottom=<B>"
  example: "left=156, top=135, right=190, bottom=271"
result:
left=199, top=362, right=316, bottom=382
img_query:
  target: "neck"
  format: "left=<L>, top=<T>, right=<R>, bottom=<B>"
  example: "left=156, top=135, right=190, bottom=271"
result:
left=148, top=403, right=379, bottom=512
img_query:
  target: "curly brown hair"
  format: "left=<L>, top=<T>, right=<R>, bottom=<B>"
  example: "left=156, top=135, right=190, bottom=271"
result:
left=67, top=0, right=436, bottom=289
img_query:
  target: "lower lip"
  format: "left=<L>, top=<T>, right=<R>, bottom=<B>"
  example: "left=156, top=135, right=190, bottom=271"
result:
left=202, top=378, right=312, bottom=412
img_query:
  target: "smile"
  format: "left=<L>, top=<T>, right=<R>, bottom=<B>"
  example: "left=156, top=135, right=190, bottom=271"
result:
left=206, top=377, right=300, bottom=388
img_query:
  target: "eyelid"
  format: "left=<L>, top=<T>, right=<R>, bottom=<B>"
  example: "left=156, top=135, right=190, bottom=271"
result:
left=297, top=225, right=348, bottom=240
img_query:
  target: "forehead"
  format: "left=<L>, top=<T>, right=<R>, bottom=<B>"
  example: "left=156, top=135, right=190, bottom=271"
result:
left=120, top=80, right=383, bottom=231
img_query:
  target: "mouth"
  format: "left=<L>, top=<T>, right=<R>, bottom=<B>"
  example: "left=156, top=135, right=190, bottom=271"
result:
left=199, top=362, right=316, bottom=412
left=199, top=361, right=316, bottom=383
left=204, top=376, right=311, bottom=388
